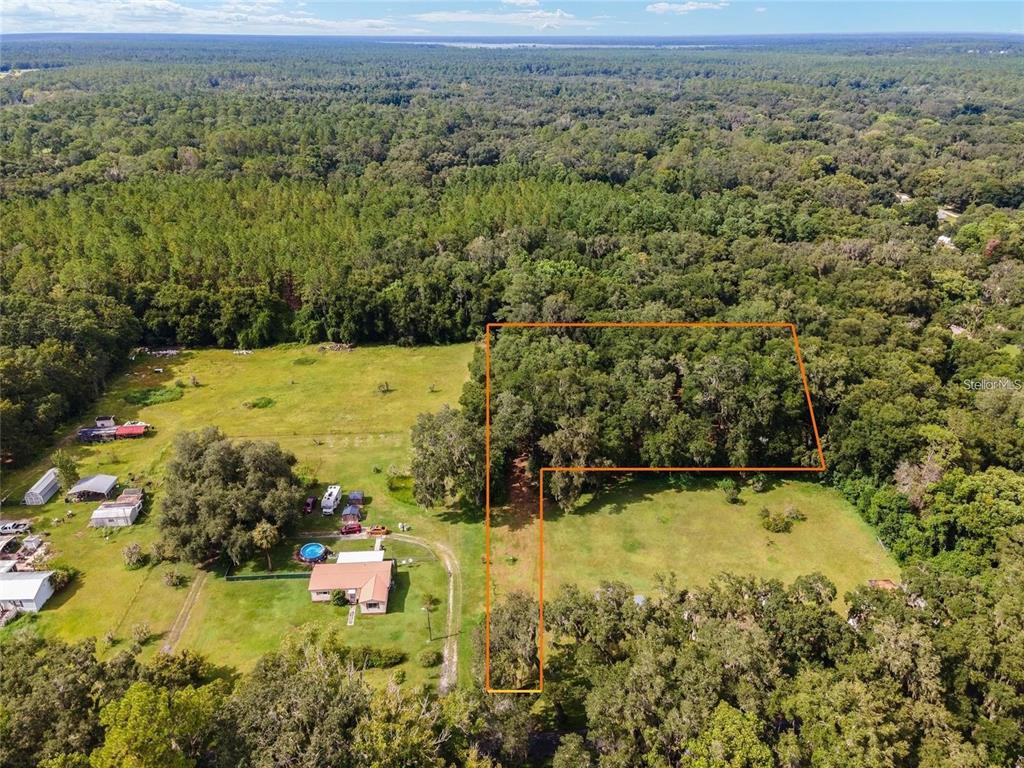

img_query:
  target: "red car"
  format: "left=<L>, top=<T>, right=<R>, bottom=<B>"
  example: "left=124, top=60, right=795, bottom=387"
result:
left=341, top=522, right=362, bottom=535
left=303, top=496, right=317, bottom=514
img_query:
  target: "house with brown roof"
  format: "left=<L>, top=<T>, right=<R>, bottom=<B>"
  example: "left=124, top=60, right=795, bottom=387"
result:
left=308, top=560, right=394, bottom=614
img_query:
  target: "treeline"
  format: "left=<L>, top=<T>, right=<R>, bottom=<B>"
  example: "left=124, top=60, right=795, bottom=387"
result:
left=484, top=525, right=1024, bottom=766
left=0, top=627, right=506, bottom=768
left=0, top=294, right=138, bottom=464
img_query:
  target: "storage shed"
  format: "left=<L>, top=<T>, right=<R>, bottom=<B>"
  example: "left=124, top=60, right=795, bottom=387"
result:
left=67, top=474, right=118, bottom=502
left=23, top=468, right=59, bottom=506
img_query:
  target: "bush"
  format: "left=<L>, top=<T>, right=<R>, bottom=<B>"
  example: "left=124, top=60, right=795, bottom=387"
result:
left=345, top=645, right=405, bottom=669
left=418, top=648, right=443, bottom=668
left=122, top=542, right=147, bottom=569
left=718, top=477, right=741, bottom=504
left=131, top=622, right=152, bottom=644
left=49, top=566, right=78, bottom=592
left=760, top=505, right=807, bottom=533
left=123, top=386, right=183, bottom=406
left=150, top=539, right=173, bottom=563
left=163, top=569, right=188, bottom=588
left=243, top=396, right=275, bottom=409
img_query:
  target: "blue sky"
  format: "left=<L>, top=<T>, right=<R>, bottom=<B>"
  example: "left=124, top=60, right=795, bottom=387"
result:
left=3, top=1, right=1022, bottom=37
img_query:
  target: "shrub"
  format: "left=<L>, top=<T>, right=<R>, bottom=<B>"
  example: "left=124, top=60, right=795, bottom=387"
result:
left=175, top=379, right=187, bottom=388
left=345, top=645, right=405, bottom=669
left=760, top=505, right=807, bottom=533
left=123, top=386, right=183, bottom=406
left=163, top=569, right=188, bottom=588
left=131, top=622, right=152, bottom=644
left=49, top=566, right=78, bottom=592
left=243, top=396, right=275, bottom=409
left=718, top=477, right=741, bottom=504
left=418, top=648, right=443, bottom=668
left=122, top=542, right=147, bottom=569
left=150, top=539, right=173, bottom=563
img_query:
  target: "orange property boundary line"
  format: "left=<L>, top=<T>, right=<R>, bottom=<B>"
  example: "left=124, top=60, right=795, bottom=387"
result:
left=483, top=322, right=827, bottom=693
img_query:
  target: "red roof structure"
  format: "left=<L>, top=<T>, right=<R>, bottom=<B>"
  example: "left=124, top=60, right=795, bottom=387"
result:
left=115, top=425, right=146, bottom=438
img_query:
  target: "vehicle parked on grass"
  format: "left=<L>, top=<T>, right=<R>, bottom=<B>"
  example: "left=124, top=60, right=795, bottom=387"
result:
left=368, top=525, right=390, bottom=537
left=0, top=521, right=31, bottom=535
left=340, top=522, right=362, bottom=536
left=321, top=485, right=341, bottom=515
left=303, top=496, right=318, bottom=514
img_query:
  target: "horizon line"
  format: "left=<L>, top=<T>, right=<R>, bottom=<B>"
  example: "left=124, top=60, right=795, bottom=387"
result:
left=2, top=30, right=1022, bottom=39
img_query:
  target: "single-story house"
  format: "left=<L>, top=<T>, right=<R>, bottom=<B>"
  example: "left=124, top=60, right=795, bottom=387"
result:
left=348, top=490, right=364, bottom=506
left=24, top=468, right=60, bottom=506
left=340, top=504, right=362, bottom=522
left=335, top=549, right=385, bottom=564
left=321, top=485, right=342, bottom=514
left=95, top=415, right=116, bottom=428
left=90, top=499, right=142, bottom=527
left=0, top=571, right=54, bottom=612
left=67, top=474, right=118, bottom=502
left=308, top=560, right=394, bottom=614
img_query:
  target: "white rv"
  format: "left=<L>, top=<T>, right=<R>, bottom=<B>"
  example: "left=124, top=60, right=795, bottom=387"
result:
left=321, top=485, right=342, bottom=515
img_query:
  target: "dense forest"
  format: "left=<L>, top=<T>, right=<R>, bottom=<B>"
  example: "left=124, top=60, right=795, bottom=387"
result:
left=1, top=34, right=1023, bottom=766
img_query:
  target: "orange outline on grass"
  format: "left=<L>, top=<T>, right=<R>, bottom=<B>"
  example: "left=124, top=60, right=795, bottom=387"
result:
left=484, top=322, right=827, bottom=693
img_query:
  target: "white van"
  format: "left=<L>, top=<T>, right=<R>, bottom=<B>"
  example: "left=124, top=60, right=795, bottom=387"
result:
left=321, top=485, right=342, bottom=515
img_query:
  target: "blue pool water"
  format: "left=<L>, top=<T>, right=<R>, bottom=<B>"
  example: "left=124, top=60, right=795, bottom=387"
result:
left=299, top=542, right=326, bottom=561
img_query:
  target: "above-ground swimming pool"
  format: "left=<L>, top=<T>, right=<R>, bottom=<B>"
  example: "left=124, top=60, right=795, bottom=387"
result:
left=298, top=542, right=327, bottom=563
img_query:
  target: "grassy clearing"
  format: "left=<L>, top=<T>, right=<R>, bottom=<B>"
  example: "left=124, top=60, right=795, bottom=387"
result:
left=490, top=476, right=900, bottom=609
left=1, top=342, right=479, bottom=682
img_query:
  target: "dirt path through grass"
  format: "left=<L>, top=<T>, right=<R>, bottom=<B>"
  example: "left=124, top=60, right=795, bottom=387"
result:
left=391, top=533, right=462, bottom=693
left=162, top=570, right=208, bottom=653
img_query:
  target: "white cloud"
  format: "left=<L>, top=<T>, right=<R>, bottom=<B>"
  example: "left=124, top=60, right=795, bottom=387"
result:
left=755, top=6, right=767, bottom=12
left=645, top=2, right=729, bottom=14
left=501, top=0, right=541, bottom=7
left=414, top=8, right=585, bottom=30
left=2, top=0, right=427, bottom=35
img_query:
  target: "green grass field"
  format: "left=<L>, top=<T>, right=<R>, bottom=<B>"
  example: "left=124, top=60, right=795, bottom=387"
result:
left=490, top=476, right=900, bottom=608
left=1, top=343, right=480, bottom=683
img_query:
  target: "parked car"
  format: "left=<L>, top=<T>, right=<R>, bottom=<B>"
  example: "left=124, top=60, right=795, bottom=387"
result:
left=303, top=496, right=317, bottom=514
left=0, top=521, right=30, bottom=535
left=368, top=525, right=390, bottom=536
left=340, top=522, right=362, bottom=536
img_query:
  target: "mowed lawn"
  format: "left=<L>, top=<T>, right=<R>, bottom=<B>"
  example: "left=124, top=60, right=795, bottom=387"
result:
left=490, top=477, right=900, bottom=608
left=0, top=343, right=480, bottom=680
left=181, top=540, right=450, bottom=685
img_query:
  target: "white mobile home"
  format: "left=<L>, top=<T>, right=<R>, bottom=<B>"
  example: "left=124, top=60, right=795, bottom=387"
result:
left=321, top=485, right=342, bottom=515
left=0, top=571, right=54, bottom=612
left=89, top=499, right=142, bottom=527
left=23, top=468, right=60, bottom=506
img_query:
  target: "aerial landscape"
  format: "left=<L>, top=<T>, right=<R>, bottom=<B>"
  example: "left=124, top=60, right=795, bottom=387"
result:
left=1, top=1, right=1023, bottom=766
